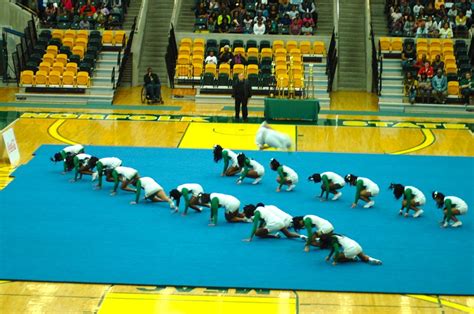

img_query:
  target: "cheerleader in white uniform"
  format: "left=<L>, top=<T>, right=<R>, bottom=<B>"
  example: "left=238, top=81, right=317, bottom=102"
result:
left=344, top=174, right=379, bottom=208
left=198, top=192, right=248, bottom=226
left=51, top=144, right=85, bottom=173
left=292, top=215, right=334, bottom=252
left=389, top=183, right=425, bottom=218
left=242, top=203, right=305, bottom=241
left=270, top=158, right=298, bottom=192
left=131, top=177, right=177, bottom=210
left=255, top=121, right=292, bottom=151
left=213, top=145, right=240, bottom=176
left=169, top=183, right=205, bottom=215
left=432, top=191, right=468, bottom=228
left=110, top=166, right=140, bottom=195
left=321, top=233, right=382, bottom=266
left=236, top=153, right=265, bottom=185
left=308, top=172, right=345, bottom=201
left=88, top=157, right=123, bottom=189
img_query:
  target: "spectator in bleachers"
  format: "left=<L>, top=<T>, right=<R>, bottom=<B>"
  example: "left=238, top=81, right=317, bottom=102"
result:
left=280, top=13, right=292, bottom=27
left=232, top=52, right=247, bottom=66
left=218, top=9, right=231, bottom=26
left=431, top=55, right=445, bottom=73
left=279, top=0, right=292, bottom=15
left=253, top=18, right=266, bottom=34
left=80, top=0, right=97, bottom=17
left=218, top=45, right=233, bottom=64
left=418, top=62, right=434, bottom=79
left=79, top=16, right=91, bottom=29
left=301, top=21, right=313, bottom=35
left=243, top=13, right=254, bottom=33
left=431, top=69, right=448, bottom=103
left=416, top=20, right=429, bottom=37
left=205, top=51, right=218, bottom=65
left=414, top=54, right=429, bottom=71
left=265, top=19, right=279, bottom=34
left=424, top=2, right=436, bottom=16
left=403, top=15, right=416, bottom=36
left=287, top=5, right=299, bottom=19
left=401, top=42, right=416, bottom=71
left=290, top=0, right=302, bottom=6
left=269, top=4, right=280, bottom=20
left=447, top=6, right=458, bottom=21
left=460, top=72, right=473, bottom=104
left=218, top=17, right=230, bottom=33
left=144, top=67, right=163, bottom=104
left=299, top=0, right=317, bottom=21
left=255, top=3, right=269, bottom=18
left=455, top=11, right=468, bottom=34
left=230, top=11, right=243, bottom=32
left=302, top=13, right=315, bottom=27
left=61, top=0, right=74, bottom=15
left=111, top=0, right=122, bottom=14
left=209, top=0, right=220, bottom=12
left=404, top=72, right=418, bottom=104
left=254, top=11, right=267, bottom=23
left=418, top=73, right=432, bottom=103
left=44, top=2, right=57, bottom=26
left=195, top=2, right=209, bottom=18
left=434, top=0, right=444, bottom=11
left=439, top=21, right=453, bottom=38
left=290, top=17, right=302, bottom=34
left=231, top=2, right=247, bottom=17
left=413, top=0, right=424, bottom=18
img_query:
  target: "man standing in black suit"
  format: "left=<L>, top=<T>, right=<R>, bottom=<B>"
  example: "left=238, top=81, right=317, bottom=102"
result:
left=232, top=73, right=252, bottom=122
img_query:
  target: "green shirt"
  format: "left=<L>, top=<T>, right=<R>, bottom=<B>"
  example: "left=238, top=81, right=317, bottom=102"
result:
left=277, top=166, right=287, bottom=189
left=354, top=180, right=366, bottom=203
left=303, top=217, right=314, bottom=246
left=249, top=211, right=262, bottom=239
left=402, top=188, right=413, bottom=210
left=238, top=158, right=253, bottom=181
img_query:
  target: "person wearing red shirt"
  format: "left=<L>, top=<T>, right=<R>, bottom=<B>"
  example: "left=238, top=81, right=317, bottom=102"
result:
left=417, top=62, right=434, bottom=78
left=79, top=0, right=97, bottom=17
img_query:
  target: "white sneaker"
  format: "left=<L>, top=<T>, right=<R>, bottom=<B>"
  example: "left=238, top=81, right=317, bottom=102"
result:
left=91, top=172, right=98, bottom=182
left=286, top=184, right=296, bottom=192
left=369, top=258, right=382, bottom=265
left=299, top=234, right=308, bottom=240
left=404, top=212, right=409, bottom=217
left=244, top=217, right=253, bottom=223
left=442, top=221, right=449, bottom=228
left=399, top=210, right=403, bottom=215
left=252, top=177, right=262, bottom=185
left=451, top=221, right=462, bottom=228
left=331, top=192, right=342, bottom=201
left=413, top=209, right=424, bottom=218
left=274, top=232, right=281, bottom=238
left=363, top=201, right=375, bottom=208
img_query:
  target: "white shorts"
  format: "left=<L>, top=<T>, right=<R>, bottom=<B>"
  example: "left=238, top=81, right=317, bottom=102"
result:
left=265, top=217, right=291, bottom=233
left=414, top=194, right=426, bottom=206
left=318, top=223, right=334, bottom=235
left=342, top=240, right=362, bottom=259
left=224, top=199, right=241, bottom=214
left=456, top=204, right=468, bottom=215
left=366, top=184, right=379, bottom=196
left=145, top=183, right=163, bottom=198
left=254, top=164, right=265, bottom=177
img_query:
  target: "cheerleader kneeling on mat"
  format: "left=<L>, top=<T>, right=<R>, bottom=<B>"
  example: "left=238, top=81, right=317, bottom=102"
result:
left=344, top=174, right=379, bottom=208
left=169, top=183, right=205, bottom=215
left=292, top=215, right=334, bottom=252
left=432, top=191, right=468, bottom=228
left=198, top=193, right=249, bottom=226
left=110, top=166, right=140, bottom=196
left=236, top=153, right=265, bottom=185
left=389, top=183, right=425, bottom=218
left=255, top=121, right=292, bottom=151
left=213, top=145, right=240, bottom=176
left=308, top=172, right=345, bottom=201
left=51, top=144, right=85, bottom=173
left=270, top=158, right=298, bottom=192
left=320, top=233, right=382, bottom=266
left=131, top=177, right=178, bottom=211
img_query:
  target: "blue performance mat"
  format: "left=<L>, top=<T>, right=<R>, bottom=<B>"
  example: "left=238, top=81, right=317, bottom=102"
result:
left=0, top=145, right=472, bottom=295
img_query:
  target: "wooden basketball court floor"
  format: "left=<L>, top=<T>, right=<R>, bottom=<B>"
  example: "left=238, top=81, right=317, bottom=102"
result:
left=0, top=87, right=473, bottom=313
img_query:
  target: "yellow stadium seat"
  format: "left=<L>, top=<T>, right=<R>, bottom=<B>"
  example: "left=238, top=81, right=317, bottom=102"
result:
left=447, top=81, right=459, bottom=96
left=62, top=71, right=76, bottom=87
left=260, top=48, right=273, bottom=59
left=114, top=31, right=126, bottom=46
left=276, top=74, right=289, bottom=88
left=192, top=46, right=205, bottom=57
left=391, top=38, right=403, bottom=52
left=442, top=45, right=454, bottom=56
left=247, top=64, right=259, bottom=76
left=193, top=38, right=205, bottom=49
left=43, top=53, right=55, bottom=64
left=102, top=31, right=113, bottom=45
left=56, top=54, right=68, bottom=66
left=20, top=70, right=34, bottom=86
left=175, top=64, right=190, bottom=77
left=64, top=29, right=76, bottom=39
left=291, top=67, right=303, bottom=77
left=218, top=63, right=231, bottom=76
left=445, top=63, right=457, bottom=74
left=46, top=45, right=58, bottom=57
left=52, top=29, right=64, bottom=40
left=179, top=46, right=191, bottom=56
left=275, top=65, right=287, bottom=76
left=204, top=63, right=217, bottom=76
left=247, top=47, right=259, bottom=59
left=441, top=39, right=453, bottom=49
left=233, top=47, right=245, bottom=56
left=48, top=70, right=61, bottom=86
left=66, top=62, right=78, bottom=75
left=313, top=41, right=326, bottom=55
left=180, top=38, right=193, bottom=49
left=443, top=54, right=455, bottom=63
left=52, top=62, right=64, bottom=74
left=416, top=38, right=428, bottom=47
left=72, top=46, right=84, bottom=59
left=177, top=54, right=190, bottom=65
left=299, top=41, right=312, bottom=54
left=274, top=48, right=287, bottom=59
left=429, top=39, right=441, bottom=50
left=75, top=38, right=88, bottom=49
left=39, top=61, right=51, bottom=74
left=417, top=46, right=428, bottom=56
left=293, top=73, right=304, bottom=89
left=272, top=40, right=284, bottom=52
left=35, top=70, right=48, bottom=86
left=192, top=54, right=204, bottom=64
left=286, top=40, right=298, bottom=52
left=232, top=64, right=245, bottom=76
left=292, top=59, right=303, bottom=69
left=289, top=48, right=302, bottom=61
left=76, top=71, right=90, bottom=87
left=62, top=37, right=74, bottom=48
left=76, top=30, right=89, bottom=40
left=192, top=63, right=203, bottom=77
left=429, top=47, right=441, bottom=58
left=275, top=57, right=287, bottom=67
left=379, top=37, right=391, bottom=51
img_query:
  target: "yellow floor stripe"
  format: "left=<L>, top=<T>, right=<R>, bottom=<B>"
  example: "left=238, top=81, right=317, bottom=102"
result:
left=98, top=292, right=296, bottom=314
left=47, top=119, right=79, bottom=145
left=408, top=294, right=474, bottom=313
left=0, top=165, right=13, bottom=191
left=390, top=129, right=435, bottom=155
left=179, top=122, right=296, bottom=151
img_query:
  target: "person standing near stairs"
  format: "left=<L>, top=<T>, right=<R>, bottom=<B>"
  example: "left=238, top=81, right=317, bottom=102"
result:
left=144, top=67, right=163, bottom=104
left=232, top=73, right=252, bottom=122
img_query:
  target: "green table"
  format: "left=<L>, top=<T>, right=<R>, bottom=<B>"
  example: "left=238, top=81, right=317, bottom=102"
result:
left=264, top=98, right=320, bottom=122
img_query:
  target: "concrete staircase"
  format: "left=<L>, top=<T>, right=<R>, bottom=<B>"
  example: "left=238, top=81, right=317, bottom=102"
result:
left=138, top=0, right=174, bottom=85
left=316, top=0, right=334, bottom=35
left=378, top=58, right=404, bottom=110
left=337, top=0, right=367, bottom=90
left=177, top=0, right=195, bottom=32
left=122, top=0, right=142, bottom=31
left=370, top=0, right=388, bottom=36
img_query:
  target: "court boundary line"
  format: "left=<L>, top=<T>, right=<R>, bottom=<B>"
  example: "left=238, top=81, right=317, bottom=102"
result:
left=47, top=119, right=79, bottom=145
left=390, top=129, right=436, bottom=155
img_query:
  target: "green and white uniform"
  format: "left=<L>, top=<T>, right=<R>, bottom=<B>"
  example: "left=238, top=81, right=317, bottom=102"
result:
left=329, top=235, right=362, bottom=259
left=404, top=186, right=426, bottom=206
left=60, top=144, right=84, bottom=171
left=112, top=166, right=138, bottom=192
left=96, top=157, right=122, bottom=187
left=176, top=183, right=204, bottom=211
left=354, top=177, right=379, bottom=202
left=320, top=172, right=345, bottom=197
left=250, top=205, right=293, bottom=235
left=221, top=149, right=239, bottom=174
left=135, top=177, right=163, bottom=203
left=239, top=158, right=265, bottom=180
left=302, top=215, right=334, bottom=246
left=444, top=196, right=468, bottom=215
left=209, top=193, right=240, bottom=224
left=277, top=165, right=298, bottom=188
left=73, top=153, right=91, bottom=180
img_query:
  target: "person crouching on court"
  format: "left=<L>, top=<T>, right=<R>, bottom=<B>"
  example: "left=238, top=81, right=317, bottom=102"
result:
left=198, top=192, right=248, bottom=226
left=242, top=203, right=306, bottom=241
left=169, top=183, right=205, bottom=216
left=308, top=172, right=345, bottom=201
left=255, top=121, right=292, bottom=151
left=320, top=233, right=382, bottom=266
left=51, top=144, right=85, bottom=173
left=344, top=174, right=379, bottom=208
left=236, top=153, right=265, bottom=185
left=432, top=191, right=468, bottom=228
left=213, top=144, right=240, bottom=176
left=88, top=157, right=122, bottom=189
left=270, top=158, right=298, bottom=192
left=389, top=183, right=425, bottom=218
left=110, top=166, right=140, bottom=196
left=292, top=215, right=334, bottom=252
left=130, top=177, right=177, bottom=211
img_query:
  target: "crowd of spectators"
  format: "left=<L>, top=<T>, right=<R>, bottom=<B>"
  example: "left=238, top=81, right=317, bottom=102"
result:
left=387, top=0, right=473, bottom=38
left=17, top=0, right=126, bottom=30
left=194, top=0, right=318, bottom=35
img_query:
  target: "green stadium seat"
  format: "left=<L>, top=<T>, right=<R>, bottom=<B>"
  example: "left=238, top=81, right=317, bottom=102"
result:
left=246, top=40, right=257, bottom=49
left=247, top=73, right=259, bottom=87
left=247, top=56, right=259, bottom=65
left=259, top=40, right=271, bottom=50
left=233, top=40, right=244, bottom=49
left=217, top=73, right=230, bottom=87
left=201, top=72, right=215, bottom=86
left=219, top=39, right=231, bottom=49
